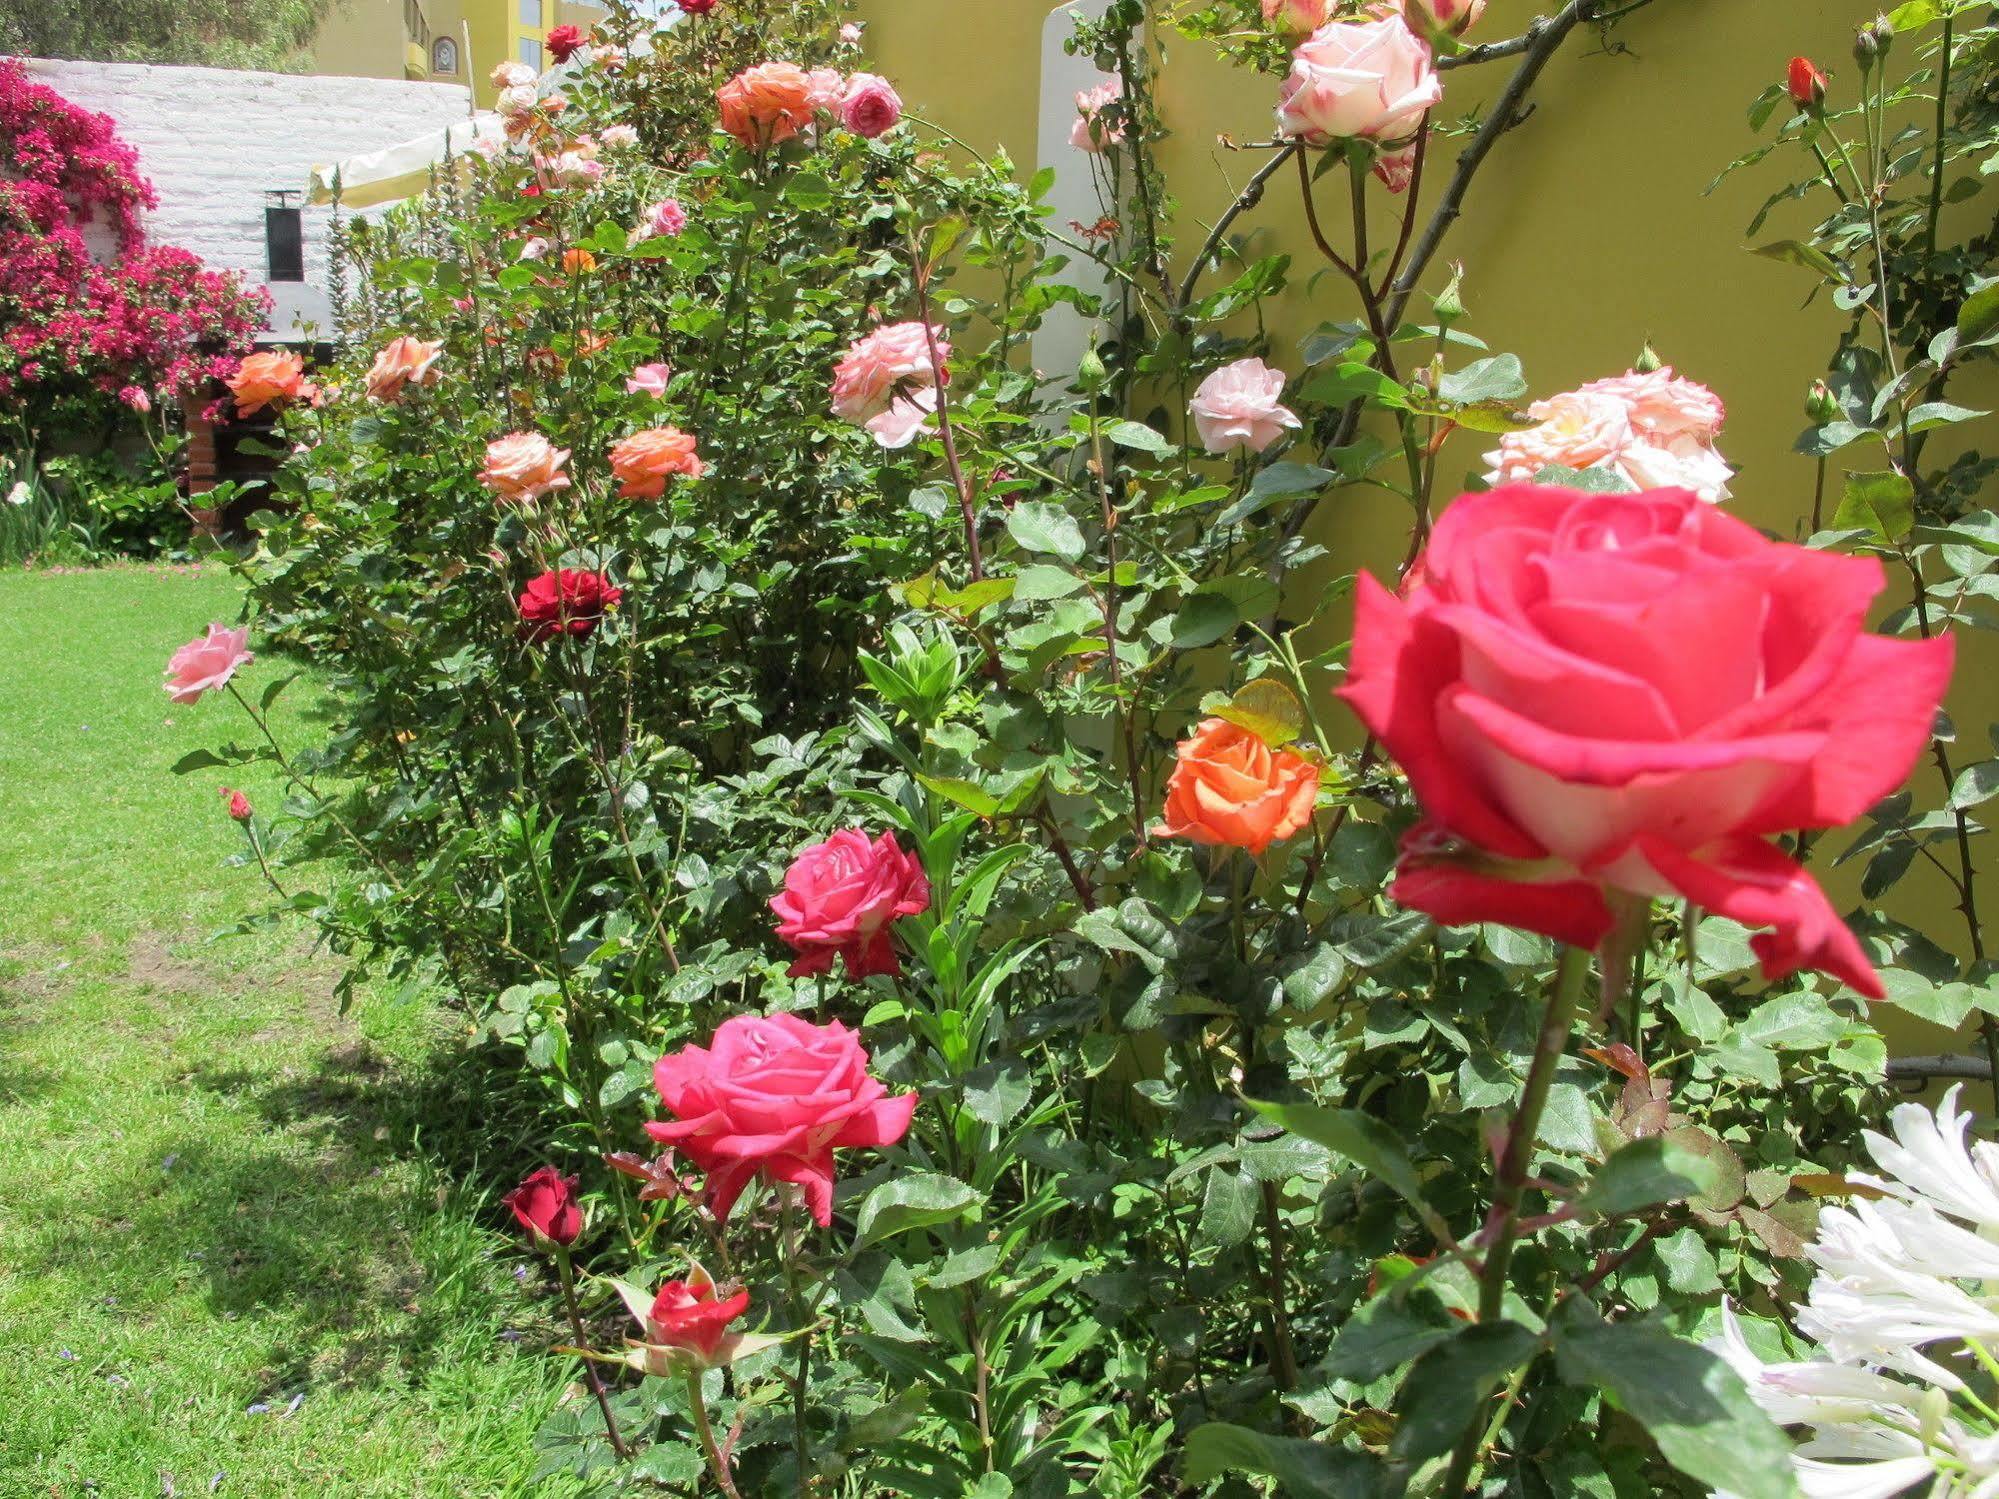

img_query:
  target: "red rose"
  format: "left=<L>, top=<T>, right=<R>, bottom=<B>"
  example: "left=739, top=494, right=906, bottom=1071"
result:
left=1788, top=56, right=1828, bottom=112
left=679, top=0, right=717, bottom=12
left=503, top=1166, right=581, bottom=1247
left=769, top=828, right=930, bottom=978
left=221, top=787, right=252, bottom=822
left=545, top=24, right=586, bottom=62
left=517, top=568, right=622, bottom=642
left=1338, top=483, right=1953, bottom=997
left=645, top=1273, right=750, bottom=1362
left=646, top=1014, right=917, bottom=1225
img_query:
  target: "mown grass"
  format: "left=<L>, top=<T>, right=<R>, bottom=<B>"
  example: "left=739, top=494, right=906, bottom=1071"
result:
left=0, top=565, right=587, bottom=1497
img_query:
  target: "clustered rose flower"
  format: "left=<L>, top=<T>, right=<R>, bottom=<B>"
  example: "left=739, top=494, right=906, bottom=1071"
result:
left=1338, top=483, right=1955, bottom=996
left=1070, top=75, right=1124, bottom=153
left=363, top=336, right=443, bottom=402
left=830, top=321, right=947, bottom=449
left=1155, top=719, right=1320, bottom=856
left=226, top=350, right=318, bottom=417
left=625, top=362, right=673, bottom=398
left=632, top=1267, right=749, bottom=1368
left=1188, top=357, right=1302, bottom=455
left=770, top=828, right=931, bottom=978
left=1485, top=366, right=1735, bottom=504
left=480, top=432, right=570, bottom=502
left=163, top=623, right=252, bottom=705
left=545, top=24, right=586, bottom=63
left=805, top=67, right=847, bottom=115
left=1277, top=12, right=1441, bottom=145
left=840, top=73, right=903, bottom=138
left=504, top=1166, right=582, bottom=1248
left=491, top=60, right=535, bottom=89
left=647, top=1013, right=917, bottom=1224
left=717, top=61, right=816, bottom=150
left=609, top=426, right=705, bottom=497
left=517, top=568, right=622, bottom=642
left=545, top=148, right=604, bottom=189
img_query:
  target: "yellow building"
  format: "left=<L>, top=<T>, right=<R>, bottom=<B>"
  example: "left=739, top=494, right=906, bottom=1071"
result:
left=310, top=0, right=605, bottom=104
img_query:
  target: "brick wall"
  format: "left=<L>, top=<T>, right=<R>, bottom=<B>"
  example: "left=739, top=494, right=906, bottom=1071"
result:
left=23, top=59, right=472, bottom=341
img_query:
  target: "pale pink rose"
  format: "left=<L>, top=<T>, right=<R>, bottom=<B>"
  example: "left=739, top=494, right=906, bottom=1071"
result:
left=805, top=67, right=848, bottom=115
left=839, top=22, right=865, bottom=44
left=497, top=83, right=539, bottom=119
left=480, top=432, right=571, bottom=502
left=548, top=150, right=604, bottom=188
left=1405, top=0, right=1485, bottom=37
left=593, top=43, right=627, bottom=70
left=830, top=321, right=944, bottom=423
left=163, top=624, right=253, bottom=705
left=599, top=124, right=639, bottom=148
left=1372, top=141, right=1418, bottom=193
left=1616, top=436, right=1736, bottom=504
left=364, top=336, right=444, bottom=402
left=1277, top=13, right=1442, bottom=144
left=1263, top=0, right=1331, bottom=34
left=519, top=237, right=550, bottom=262
left=1189, top=358, right=1302, bottom=454
left=626, top=363, right=674, bottom=398
left=1071, top=75, right=1124, bottom=153
left=632, top=198, right=688, bottom=242
left=840, top=73, right=902, bottom=138
left=1484, top=390, right=1634, bottom=485
left=866, top=390, right=938, bottom=449
left=1577, top=367, right=1727, bottom=445
left=491, top=61, right=536, bottom=89
left=468, top=135, right=503, bottom=161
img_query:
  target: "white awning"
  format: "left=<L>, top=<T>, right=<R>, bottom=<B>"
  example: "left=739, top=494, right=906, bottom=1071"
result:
left=306, top=111, right=505, bottom=209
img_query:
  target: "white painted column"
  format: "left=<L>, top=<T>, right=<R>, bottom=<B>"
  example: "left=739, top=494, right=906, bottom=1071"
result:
left=1030, top=0, right=1116, bottom=394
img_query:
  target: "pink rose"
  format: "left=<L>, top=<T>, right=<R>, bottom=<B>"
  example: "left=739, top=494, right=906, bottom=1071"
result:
left=221, top=787, right=252, bottom=822
left=626, top=362, right=673, bottom=398
left=1486, top=390, right=1633, bottom=480
left=1262, top=0, right=1330, bottom=34
left=519, top=237, right=550, bottom=262
left=479, top=432, right=570, bottom=502
left=363, top=336, right=444, bottom=402
left=865, top=390, right=938, bottom=450
left=646, top=1014, right=918, bottom=1224
left=770, top=828, right=931, bottom=977
left=118, top=384, right=151, bottom=413
left=1405, top=0, right=1485, bottom=37
left=1578, top=367, right=1727, bottom=445
left=830, top=321, right=946, bottom=427
left=633, top=198, right=687, bottom=241
left=163, top=623, right=252, bottom=705
left=599, top=124, right=638, bottom=148
left=1188, top=357, right=1302, bottom=454
left=839, top=22, right=864, bottom=44
left=805, top=67, right=848, bottom=115
left=547, top=150, right=604, bottom=188
left=1372, top=141, right=1418, bottom=193
left=1338, top=483, right=1956, bottom=997
left=1071, top=75, right=1124, bottom=153
left=840, top=73, right=902, bottom=138
left=491, top=60, right=536, bottom=89
left=1277, top=13, right=1442, bottom=144
left=1487, top=371, right=1734, bottom=504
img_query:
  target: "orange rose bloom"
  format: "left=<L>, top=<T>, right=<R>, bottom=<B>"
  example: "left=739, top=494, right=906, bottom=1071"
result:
left=609, top=427, right=705, bottom=498
left=363, top=336, right=444, bottom=402
left=717, top=61, right=815, bottom=149
left=226, top=350, right=319, bottom=417
left=1154, top=718, right=1319, bottom=855
left=561, top=248, right=597, bottom=275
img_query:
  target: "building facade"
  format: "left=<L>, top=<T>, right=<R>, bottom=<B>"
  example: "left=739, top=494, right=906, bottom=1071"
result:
left=311, top=0, right=606, bottom=105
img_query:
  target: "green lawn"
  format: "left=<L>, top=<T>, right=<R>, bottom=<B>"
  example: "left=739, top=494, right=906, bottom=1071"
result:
left=0, top=566, right=585, bottom=1497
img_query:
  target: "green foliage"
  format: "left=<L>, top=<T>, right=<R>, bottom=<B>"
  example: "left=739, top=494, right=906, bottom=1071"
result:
left=0, top=0, right=338, bottom=72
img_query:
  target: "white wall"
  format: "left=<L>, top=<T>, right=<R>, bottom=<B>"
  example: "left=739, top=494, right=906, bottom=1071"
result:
left=23, top=59, right=472, bottom=342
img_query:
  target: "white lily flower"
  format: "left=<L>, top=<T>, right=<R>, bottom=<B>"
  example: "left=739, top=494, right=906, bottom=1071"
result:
left=1790, top=1454, right=1937, bottom=1499
left=1855, top=1087, right=1999, bottom=1230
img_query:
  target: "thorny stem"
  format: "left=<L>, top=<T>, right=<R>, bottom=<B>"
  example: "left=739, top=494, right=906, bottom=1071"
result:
left=688, top=1370, right=744, bottom=1499
left=909, top=232, right=983, bottom=581
left=1926, top=12, right=1955, bottom=267
left=1088, top=400, right=1146, bottom=846
left=1259, top=1180, right=1300, bottom=1391
left=1178, top=143, right=1300, bottom=309
left=554, top=1251, right=630, bottom=1461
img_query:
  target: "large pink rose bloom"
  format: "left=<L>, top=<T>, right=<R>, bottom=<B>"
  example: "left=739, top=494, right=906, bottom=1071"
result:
left=164, top=624, right=253, bottom=705
left=1277, top=13, right=1441, bottom=145
left=830, top=322, right=947, bottom=447
left=1339, top=484, right=1954, bottom=997
left=1189, top=357, right=1303, bottom=455
left=770, top=828, right=931, bottom=978
left=646, top=1014, right=918, bottom=1225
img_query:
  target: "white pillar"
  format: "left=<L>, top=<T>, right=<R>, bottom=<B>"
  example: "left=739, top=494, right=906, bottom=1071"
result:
left=1031, top=0, right=1116, bottom=394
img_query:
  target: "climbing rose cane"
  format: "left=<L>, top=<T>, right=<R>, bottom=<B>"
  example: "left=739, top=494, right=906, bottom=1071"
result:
left=1155, top=719, right=1320, bottom=856
left=646, top=1014, right=917, bottom=1225
left=1337, top=482, right=1954, bottom=996
left=770, top=828, right=930, bottom=977
left=163, top=624, right=252, bottom=704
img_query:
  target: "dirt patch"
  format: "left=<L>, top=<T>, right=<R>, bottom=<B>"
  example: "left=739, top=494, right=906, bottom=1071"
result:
left=0, top=943, right=76, bottom=1001
left=125, top=933, right=244, bottom=997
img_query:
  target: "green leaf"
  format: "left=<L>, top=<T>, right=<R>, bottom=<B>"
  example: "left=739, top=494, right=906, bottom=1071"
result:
left=169, top=748, right=230, bottom=774
left=1392, top=1322, right=1540, bottom=1463
left=1907, top=402, right=1989, bottom=432
left=1960, top=282, right=1999, bottom=344
left=1551, top=1305, right=1798, bottom=1499
left=1182, top=1423, right=1382, bottom=1497
left=1753, top=239, right=1845, bottom=280
left=1004, top=501, right=1085, bottom=563
left=1655, top=1225, right=1721, bottom=1295
left=1532, top=462, right=1639, bottom=494
left=1951, top=760, right=1999, bottom=810
left=1104, top=419, right=1175, bottom=457
left=1203, top=676, right=1307, bottom=746
left=1438, top=353, right=1527, bottom=405
left=1324, top=1289, right=1459, bottom=1380
left=853, top=1173, right=983, bottom=1245
left=915, top=774, right=1000, bottom=818
left=1889, top=0, right=1942, bottom=31
left=1833, top=471, right=1915, bottom=544
left=1197, top=1166, right=1258, bottom=1248
left=1012, top=564, right=1083, bottom=602
left=1447, top=399, right=1535, bottom=434
left=1170, top=591, right=1240, bottom=649
left=1581, top=1137, right=1721, bottom=1217
left=1251, top=1100, right=1444, bottom=1234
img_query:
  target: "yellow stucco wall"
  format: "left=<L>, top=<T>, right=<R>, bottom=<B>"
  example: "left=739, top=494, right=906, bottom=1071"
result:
left=310, top=0, right=603, bottom=99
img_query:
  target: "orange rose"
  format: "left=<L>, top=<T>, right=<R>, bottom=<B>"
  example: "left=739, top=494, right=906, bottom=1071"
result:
left=363, top=336, right=444, bottom=402
left=717, top=61, right=815, bottom=150
left=561, top=248, right=597, bottom=275
left=1154, top=718, right=1319, bottom=855
left=226, top=350, right=319, bottom=417
left=609, top=427, right=705, bottom=498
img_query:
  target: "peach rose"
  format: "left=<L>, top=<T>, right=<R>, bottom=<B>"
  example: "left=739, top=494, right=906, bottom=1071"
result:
left=1155, top=718, right=1320, bottom=856
left=717, top=61, right=816, bottom=149
left=1277, top=13, right=1441, bottom=144
left=1485, top=390, right=1633, bottom=483
left=1487, top=371, right=1735, bottom=504
left=479, top=432, right=571, bottom=502
left=609, top=427, right=705, bottom=498
left=561, top=248, right=596, bottom=275
left=226, top=351, right=318, bottom=417
left=363, top=337, right=444, bottom=402
left=491, top=61, right=536, bottom=89
left=1189, top=358, right=1302, bottom=455
left=829, top=321, right=943, bottom=422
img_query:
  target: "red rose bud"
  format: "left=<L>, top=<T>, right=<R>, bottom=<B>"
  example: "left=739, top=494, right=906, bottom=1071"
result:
left=545, top=24, right=586, bottom=62
left=646, top=1273, right=750, bottom=1362
left=503, top=1166, right=582, bottom=1249
left=679, top=0, right=717, bottom=13
left=221, top=788, right=252, bottom=822
left=1788, top=56, right=1827, bottom=112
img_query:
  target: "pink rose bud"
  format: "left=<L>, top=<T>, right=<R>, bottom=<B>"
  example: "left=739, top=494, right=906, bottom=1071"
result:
left=118, top=385, right=151, bottom=413
left=222, top=788, right=252, bottom=822
left=840, top=73, right=903, bottom=138
left=1405, top=0, right=1485, bottom=38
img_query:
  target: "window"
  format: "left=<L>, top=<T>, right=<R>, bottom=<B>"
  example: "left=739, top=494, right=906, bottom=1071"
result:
left=431, top=35, right=457, bottom=74
left=518, top=0, right=541, bottom=25
left=264, top=195, right=304, bottom=283
left=518, top=36, right=541, bottom=67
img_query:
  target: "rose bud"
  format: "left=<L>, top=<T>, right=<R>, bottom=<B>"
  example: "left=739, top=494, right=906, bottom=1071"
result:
left=1787, top=56, right=1828, bottom=113
left=221, top=788, right=252, bottom=822
left=611, top=1262, right=765, bottom=1375
left=503, top=1166, right=582, bottom=1250
left=1806, top=379, right=1841, bottom=426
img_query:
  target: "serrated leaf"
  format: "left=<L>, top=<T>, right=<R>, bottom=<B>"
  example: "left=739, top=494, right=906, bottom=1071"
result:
left=1832, top=471, right=1914, bottom=544
left=1251, top=1099, right=1443, bottom=1234
left=1182, top=1423, right=1382, bottom=1496
left=1582, top=1137, right=1720, bottom=1217
left=1204, top=676, right=1307, bottom=747
left=1323, top=1289, right=1458, bottom=1380
left=1004, top=501, right=1085, bottom=563
left=1104, top=419, right=1174, bottom=457
left=853, top=1173, right=982, bottom=1245
left=1391, top=1322, right=1540, bottom=1463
